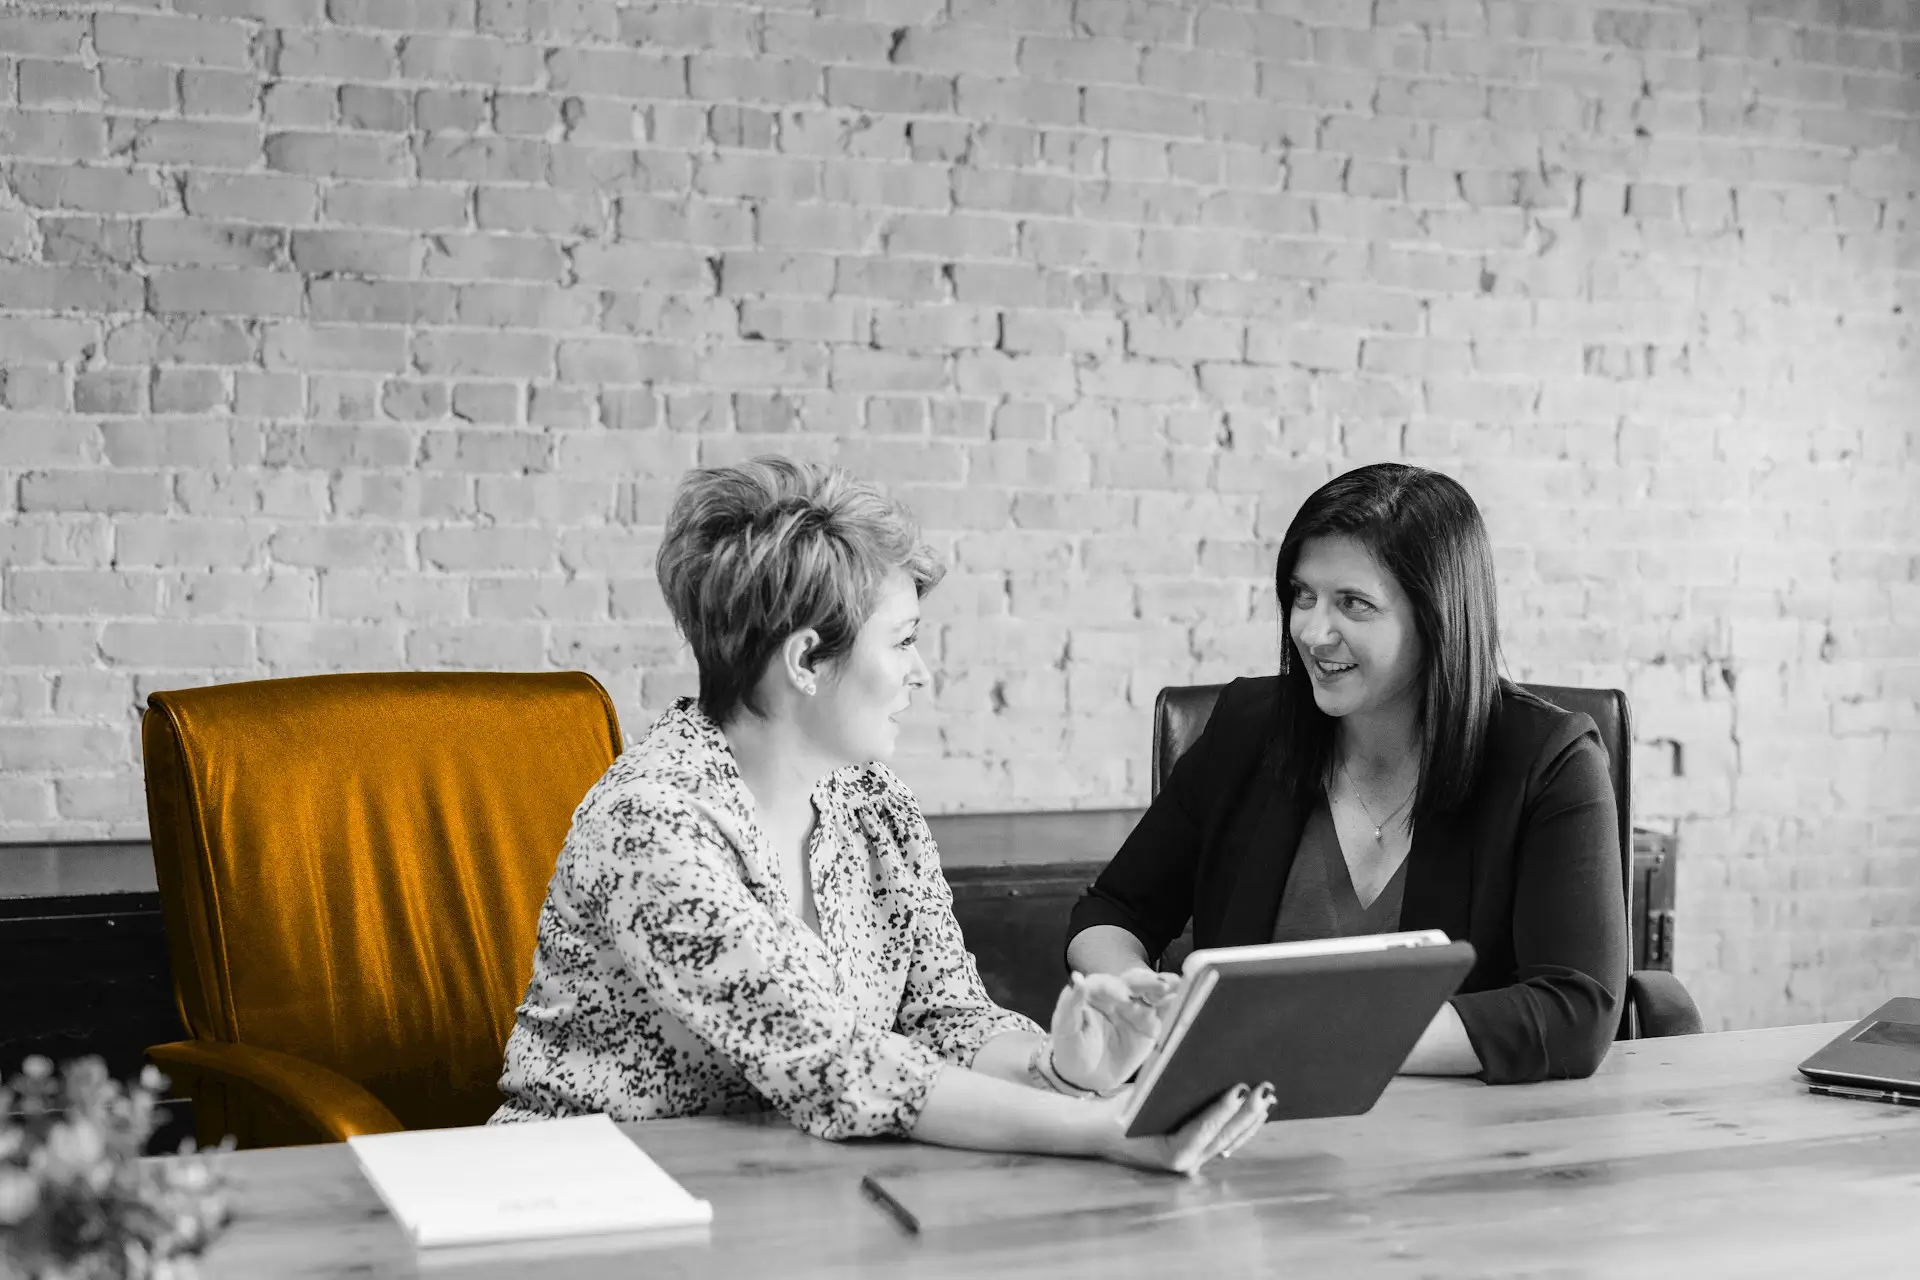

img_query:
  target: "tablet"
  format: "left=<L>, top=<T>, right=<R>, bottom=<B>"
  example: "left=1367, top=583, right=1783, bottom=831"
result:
left=1118, top=931, right=1477, bottom=1137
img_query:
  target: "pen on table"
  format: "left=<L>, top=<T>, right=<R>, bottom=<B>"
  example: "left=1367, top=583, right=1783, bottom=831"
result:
left=1807, top=1083, right=1920, bottom=1107
left=860, top=1173, right=920, bottom=1235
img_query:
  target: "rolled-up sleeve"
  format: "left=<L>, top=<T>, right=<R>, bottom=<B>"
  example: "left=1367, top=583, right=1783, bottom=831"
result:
left=589, top=788, right=945, bottom=1140
left=1450, top=730, right=1628, bottom=1083
left=862, top=790, right=1042, bottom=1062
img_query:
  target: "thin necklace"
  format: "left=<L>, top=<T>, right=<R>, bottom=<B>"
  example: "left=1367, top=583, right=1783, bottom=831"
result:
left=1339, top=756, right=1415, bottom=843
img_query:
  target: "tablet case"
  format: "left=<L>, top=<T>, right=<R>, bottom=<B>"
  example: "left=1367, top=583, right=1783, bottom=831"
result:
left=1122, top=940, right=1477, bottom=1138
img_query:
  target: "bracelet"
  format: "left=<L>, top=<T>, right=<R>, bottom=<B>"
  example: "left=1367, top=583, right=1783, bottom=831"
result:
left=1026, top=1042, right=1113, bottom=1099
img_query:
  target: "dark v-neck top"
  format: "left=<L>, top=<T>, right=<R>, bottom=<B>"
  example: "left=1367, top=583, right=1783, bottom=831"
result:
left=1067, top=677, right=1628, bottom=1085
left=1270, top=803, right=1408, bottom=942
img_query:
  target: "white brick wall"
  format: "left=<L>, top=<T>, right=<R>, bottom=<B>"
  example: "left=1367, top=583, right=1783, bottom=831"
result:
left=0, top=0, right=1916, bottom=1031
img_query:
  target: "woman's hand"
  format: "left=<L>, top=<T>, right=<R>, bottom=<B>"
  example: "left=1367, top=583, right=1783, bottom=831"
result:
left=1095, top=1081, right=1275, bottom=1176
left=1048, top=968, right=1184, bottom=1095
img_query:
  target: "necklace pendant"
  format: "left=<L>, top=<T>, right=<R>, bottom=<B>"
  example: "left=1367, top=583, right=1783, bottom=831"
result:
left=1372, top=824, right=1383, bottom=840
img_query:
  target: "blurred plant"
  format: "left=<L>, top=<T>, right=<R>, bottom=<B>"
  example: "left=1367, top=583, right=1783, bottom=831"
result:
left=0, top=1056, right=232, bottom=1280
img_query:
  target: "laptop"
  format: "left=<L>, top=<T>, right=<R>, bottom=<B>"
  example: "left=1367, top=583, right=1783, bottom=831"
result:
left=1797, top=997, right=1920, bottom=1095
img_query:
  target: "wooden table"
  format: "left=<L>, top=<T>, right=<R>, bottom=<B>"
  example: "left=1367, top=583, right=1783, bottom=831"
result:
left=192, top=1022, right=1920, bottom=1279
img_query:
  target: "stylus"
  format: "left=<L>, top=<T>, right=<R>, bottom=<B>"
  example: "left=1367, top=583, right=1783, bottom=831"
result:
left=1807, top=1083, right=1920, bottom=1107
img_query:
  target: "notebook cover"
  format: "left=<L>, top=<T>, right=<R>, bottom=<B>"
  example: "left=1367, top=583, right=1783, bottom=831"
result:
left=1798, top=997, right=1920, bottom=1089
left=1122, top=940, right=1477, bottom=1138
left=349, top=1113, right=713, bottom=1249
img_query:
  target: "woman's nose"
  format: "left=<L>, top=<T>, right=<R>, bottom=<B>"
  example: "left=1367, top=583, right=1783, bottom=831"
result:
left=907, top=646, right=931, bottom=688
left=1294, top=601, right=1336, bottom=650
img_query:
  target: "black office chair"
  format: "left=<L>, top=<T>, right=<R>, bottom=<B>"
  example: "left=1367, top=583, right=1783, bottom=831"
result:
left=1152, top=682, right=1705, bottom=1040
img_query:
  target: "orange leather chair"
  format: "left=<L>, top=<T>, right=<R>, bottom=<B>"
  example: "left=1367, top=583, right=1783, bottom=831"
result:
left=140, top=672, right=622, bottom=1149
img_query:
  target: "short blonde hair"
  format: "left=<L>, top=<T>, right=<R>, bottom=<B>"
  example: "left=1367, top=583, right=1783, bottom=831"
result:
left=656, top=456, right=944, bottom=725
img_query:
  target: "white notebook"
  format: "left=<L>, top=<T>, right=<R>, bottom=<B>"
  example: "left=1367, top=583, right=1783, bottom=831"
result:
left=348, top=1113, right=714, bottom=1249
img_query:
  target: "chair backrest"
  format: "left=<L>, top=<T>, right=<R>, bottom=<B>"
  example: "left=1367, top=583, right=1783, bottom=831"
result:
left=141, top=671, right=622, bottom=1130
left=1150, top=680, right=1634, bottom=946
left=1150, top=684, right=1227, bottom=804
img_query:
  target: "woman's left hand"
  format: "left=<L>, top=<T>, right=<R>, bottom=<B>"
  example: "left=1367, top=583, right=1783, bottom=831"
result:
left=1047, top=968, right=1184, bottom=1095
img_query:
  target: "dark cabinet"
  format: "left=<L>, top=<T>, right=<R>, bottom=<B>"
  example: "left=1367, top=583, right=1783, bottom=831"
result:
left=0, top=888, right=193, bottom=1152
left=945, top=862, right=1089, bottom=1026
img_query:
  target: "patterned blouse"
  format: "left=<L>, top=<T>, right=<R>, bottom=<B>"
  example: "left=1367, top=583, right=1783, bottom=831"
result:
left=493, top=699, right=1039, bottom=1139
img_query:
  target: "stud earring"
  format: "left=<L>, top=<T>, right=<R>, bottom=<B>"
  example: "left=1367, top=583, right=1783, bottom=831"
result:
left=801, top=680, right=817, bottom=696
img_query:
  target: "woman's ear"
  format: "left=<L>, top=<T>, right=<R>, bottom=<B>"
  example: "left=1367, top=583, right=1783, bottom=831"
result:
left=779, top=629, right=823, bottom=696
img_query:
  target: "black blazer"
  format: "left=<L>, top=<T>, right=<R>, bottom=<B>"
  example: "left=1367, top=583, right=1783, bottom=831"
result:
left=1068, top=677, right=1628, bottom=1084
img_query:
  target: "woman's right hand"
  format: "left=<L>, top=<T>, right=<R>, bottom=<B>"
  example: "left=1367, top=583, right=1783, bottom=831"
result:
left=1092, top=1081, right=1275, bottom=1176
left=1047, top=968, right=1184, bottom=1096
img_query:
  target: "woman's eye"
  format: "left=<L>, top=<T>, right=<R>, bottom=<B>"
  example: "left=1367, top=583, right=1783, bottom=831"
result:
left=1342, top=596, right=1376, bottom=614
left=1291, top=585, right=1314, bottom=606
left=899, top=634, right=918, bottom=649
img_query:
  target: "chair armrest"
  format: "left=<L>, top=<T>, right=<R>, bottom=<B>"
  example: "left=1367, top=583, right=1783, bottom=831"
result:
left=148, top=1040, right=405, bottom=1143
left=1626, top=970, right=1705, bottom=1039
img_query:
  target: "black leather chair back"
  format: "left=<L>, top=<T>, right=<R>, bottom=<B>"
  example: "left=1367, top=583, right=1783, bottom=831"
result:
left=1150, top=684, right=1226, bottom=803
left=1151, top=681, right=1632, bottom=932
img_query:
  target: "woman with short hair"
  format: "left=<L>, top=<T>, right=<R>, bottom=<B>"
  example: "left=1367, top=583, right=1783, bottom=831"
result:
left=1068, top=463, right=1629, bottom=1083
left=495, top=456, right=1268, bottom=1173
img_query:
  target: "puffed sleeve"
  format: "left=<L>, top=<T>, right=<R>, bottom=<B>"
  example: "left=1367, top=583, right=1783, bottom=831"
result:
left=580, top=785, right=947, bottom=1141
left=861, top=777, right=1043, bottom=1060
left=1450, top=728, right=1629, bottom=1083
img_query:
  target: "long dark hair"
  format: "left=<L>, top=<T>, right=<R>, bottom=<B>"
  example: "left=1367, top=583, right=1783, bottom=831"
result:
left=1272, top=463, right=1503, bottom=820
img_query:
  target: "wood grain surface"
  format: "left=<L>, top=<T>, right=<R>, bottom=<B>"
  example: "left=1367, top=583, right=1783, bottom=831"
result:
left=187, top=1022, right=1920, bottom=1279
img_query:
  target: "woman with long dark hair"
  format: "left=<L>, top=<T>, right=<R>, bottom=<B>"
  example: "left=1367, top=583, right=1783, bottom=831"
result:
left=1067, top=463, right=1628, bottom=1082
